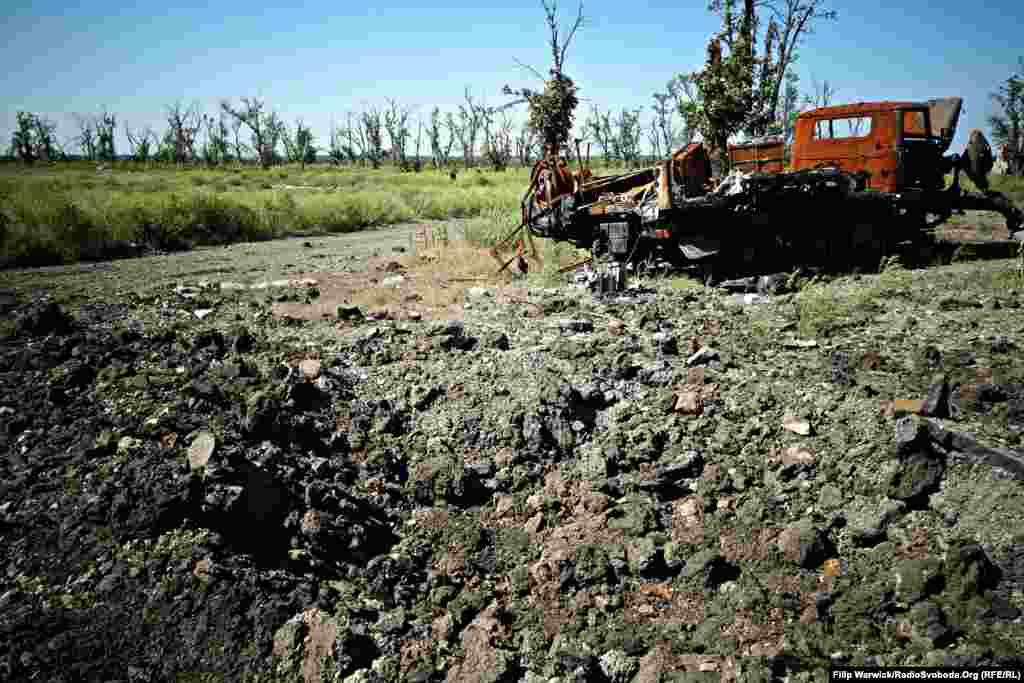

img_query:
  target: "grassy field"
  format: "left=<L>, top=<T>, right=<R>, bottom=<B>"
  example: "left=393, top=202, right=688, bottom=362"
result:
left=1, top=160, right=1022, bottom=270
left=0, top=161, right=538, bottom=267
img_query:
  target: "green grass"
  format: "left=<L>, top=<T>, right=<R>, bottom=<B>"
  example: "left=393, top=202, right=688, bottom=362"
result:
left=0, top=161, right=533, bottom=268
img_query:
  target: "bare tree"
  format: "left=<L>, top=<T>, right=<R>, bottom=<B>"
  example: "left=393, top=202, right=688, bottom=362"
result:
left=73, top=114, right=98, bottom=161
left=480, top=107, right=515, bottom=171
left=514, top=119, right=539, bottom=166
left=804, top=76, right=837, bottom=109
left=451, top=87, right=483, bottom=169
left=220, top=98, right=285, bottom=168
left=584, top=105, right=614, bottom=164
left=383, top=98, right=413, bottom=170
left=413, top=119, right=424, bottom=171
left=125, top=124, right=157, bottom=163
left=751, top=0, right=837, bottom=129
left=228, top=116, right=247, bottom=164
left=427, top=107, right=452, bottom=169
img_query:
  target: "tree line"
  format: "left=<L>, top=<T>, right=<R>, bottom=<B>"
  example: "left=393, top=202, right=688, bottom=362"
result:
left=9, top=0, right=1018, bottom=175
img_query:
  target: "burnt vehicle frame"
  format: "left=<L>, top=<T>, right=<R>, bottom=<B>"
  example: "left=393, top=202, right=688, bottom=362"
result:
left=505, top=97, right=1023, bottom=287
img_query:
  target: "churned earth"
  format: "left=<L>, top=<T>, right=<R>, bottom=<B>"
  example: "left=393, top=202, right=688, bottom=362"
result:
left=2, top=224, right=1024, bottom=682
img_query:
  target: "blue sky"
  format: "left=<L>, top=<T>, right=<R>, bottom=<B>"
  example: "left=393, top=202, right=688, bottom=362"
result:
left=1, top=0, right=1021, bottom=155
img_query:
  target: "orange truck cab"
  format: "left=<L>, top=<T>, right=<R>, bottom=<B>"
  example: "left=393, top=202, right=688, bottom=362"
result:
left=790, top=98, right=962, bottom=193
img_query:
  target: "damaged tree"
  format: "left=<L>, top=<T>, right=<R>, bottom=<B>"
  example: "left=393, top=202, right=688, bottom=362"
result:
left=10, top=112, right=59, bottom=163
left=506, top=0, right=585, bottom=159
left=989, top=58, right=1024, bottom=175
left=221, top=98, right=285, bottom=169
left=689, top=0, right=835, bottom=170
left=125, top=125, right=157, bottom=163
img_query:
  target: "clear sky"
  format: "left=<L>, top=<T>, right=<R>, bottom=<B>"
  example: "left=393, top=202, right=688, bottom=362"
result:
left=1, top=0, right=1021, bottom=156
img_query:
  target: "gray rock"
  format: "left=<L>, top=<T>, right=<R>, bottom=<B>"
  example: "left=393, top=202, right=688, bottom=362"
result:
left=558, top=319, right=594, bottom=334
left=888, top=453, right=944, bottom=504
left=598, top=650, right=637, bottom=683
left=187, top=431, right=216, bottom=472
left=920, top=374, right=950, bottom=418
left=685, top=346, right=719, bottom=367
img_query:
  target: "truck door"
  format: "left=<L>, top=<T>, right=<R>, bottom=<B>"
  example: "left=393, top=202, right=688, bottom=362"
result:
left=796, top=113, right=891, bottom=189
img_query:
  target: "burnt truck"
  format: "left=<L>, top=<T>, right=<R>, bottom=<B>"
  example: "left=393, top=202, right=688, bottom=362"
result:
left=514, top=97, right=1024, bottom=287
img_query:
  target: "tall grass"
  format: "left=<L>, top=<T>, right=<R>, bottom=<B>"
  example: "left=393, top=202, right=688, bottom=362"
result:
left=0, top=161, right=530, bottom=268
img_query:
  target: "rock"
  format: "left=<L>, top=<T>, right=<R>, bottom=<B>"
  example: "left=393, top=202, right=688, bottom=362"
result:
left=652, top=332, right=677, bottom=355
left=888, top=453, right=944, bottom=505
left=607, top=319, right=626, bottom=336
left=781, top=446, right=816, bottom=467
left=194, top=309, right=213, bottom=320
left=230, top=327, right=256, bottom=353
left=337, top=306, right=364, bottom=322
left=673, top=390, right=702, bottom=415
left=598, top=650, right=637, bottom=683
left=187, top=431, right=216, bottom=471
left=680, top=549, right=737, bottom=589
left=445, top=605, right=517, bottom=683
left=298, top=359, right=322, bottom=380
left=849, top=499, right=906, bottom=546
left=781, top=414, right=811, bottom=436
left=685, top=346, right=718, bottom=367
left=777, top=521, right=830, bottom=568
left=381, top=275, right=404, bottom=288
left=490, top=332, right=510, bottom=351
left=894, top=415, right=931, bottom=456
left=920, top=374, right=950, bottom=418
left=897, top=397, right=929, bottom=413
left=273, top=607, right=378, bottom=683
left=991, top=335, right=1013, bottom=353
left=15, top=301, right=75, bottom=337
left=894, top=558, right=944, bottom=604
left=559, top=319, right=594, bottom=334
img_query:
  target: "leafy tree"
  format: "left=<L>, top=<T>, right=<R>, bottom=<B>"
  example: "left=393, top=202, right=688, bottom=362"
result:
left=202, top=114, right=232, bottom=166
left=97, top=111, right=116, bottom=161
left=988, top=58, right=1024, bottom=173
left=10, top=112, right=57, bottom=163
left=689, top=0, right=834, bottom=170
left=221, top=98, right=284, bottom=168
left=611, top=108, right=643, bottom=168
left=163, top=102, right=203, bottom=164
left=360, top=106, right=385, bottom=169
left=283, top=118, right=317, bottom=167
left=505, top=0, right=584, bottom=159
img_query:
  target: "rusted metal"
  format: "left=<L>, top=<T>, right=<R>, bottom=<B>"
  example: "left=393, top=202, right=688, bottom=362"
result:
left=558, top=256, right=593, bottom=273
left=728, top=137, right=785, bottom=173
left=511, top=97, right=1023, bottom=290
